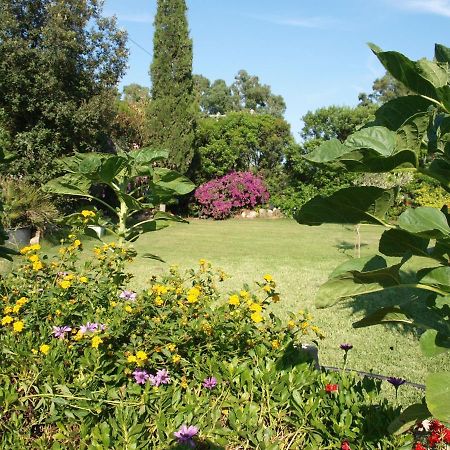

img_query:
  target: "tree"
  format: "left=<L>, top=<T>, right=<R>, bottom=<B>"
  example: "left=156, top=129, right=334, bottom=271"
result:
left=200, top=79, right=233, bottom=116
left=148, top=0, right=196, bottom=175
left=358, top=72, right=410, bottom=105
left=0, top=0, right=128, bottom=184
left=122, top=84, right=151, bottom=104
left=231, top=70, right=286, bottom=117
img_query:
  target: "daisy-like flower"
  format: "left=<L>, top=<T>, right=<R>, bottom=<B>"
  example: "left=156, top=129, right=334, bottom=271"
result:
left=133, top=369, right=149, bottom=384
left=202, top=377, right=217, bottom=390
left=340, top=343, right=353, bottom=351
left=53, top=325, right=72, bottom=339
left=149, top=369, right=171, bottom=387
left=387, top=377, right=406, bottom=387
left=119, top=290, right=137, bottom=301
left=174, top=424, right=198, bottom=447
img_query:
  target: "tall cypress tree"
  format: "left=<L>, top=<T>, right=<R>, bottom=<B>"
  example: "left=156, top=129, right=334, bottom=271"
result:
left=148, top=0, right=196, bottom=174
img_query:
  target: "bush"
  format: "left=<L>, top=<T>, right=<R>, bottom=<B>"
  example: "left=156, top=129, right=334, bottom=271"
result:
left=194, top=171, right=269, bottom=219
left=0, top=226, right=409, bottom=449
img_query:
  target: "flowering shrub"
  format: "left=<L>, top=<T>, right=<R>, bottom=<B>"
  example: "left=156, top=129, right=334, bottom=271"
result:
left=0, top=232, right=409, bottom=449
left=194, top=171, right=270, bottom=219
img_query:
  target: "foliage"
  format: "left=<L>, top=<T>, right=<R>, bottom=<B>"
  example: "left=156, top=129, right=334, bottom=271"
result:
left=359, top=73, right=411, bottom=106
left=192, top=111, right=294, bottom=186
left=0, top=0, right=128, bottom=184
left=295, top=43, right=450, bottom=425
left=0, top=177, right=59, bottom=230
left=195, top=172, right=269, bottom=219
left=0, top=239, right=409, bottom=449
left=147, top=0, right=196, bottom=175
left=43, top=148, right=194, bottom=244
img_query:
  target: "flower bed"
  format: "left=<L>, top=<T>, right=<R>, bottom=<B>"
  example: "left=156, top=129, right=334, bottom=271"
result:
left=0, top=234, right=413, bottom=448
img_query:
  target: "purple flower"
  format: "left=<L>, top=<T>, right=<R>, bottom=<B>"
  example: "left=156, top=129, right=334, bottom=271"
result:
left=79, top=322, right=99, bottom=334
left=149, top=369, right=171, bottom=387
left=340, top=343, right=353, bottom=351
left=53, top=325, right=72, bottom=339
left=387, top=377, right=406, bottom=388
left=174, top=424, right=198, bottom=447
left=202, top=377, right=217, bottom=390
left=119, top=290, right=137, bottom=301
left=133, top=369, right=149, bottom=384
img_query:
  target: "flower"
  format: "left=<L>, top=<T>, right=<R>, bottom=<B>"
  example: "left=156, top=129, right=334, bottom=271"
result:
left=119, top=290, right=137, bottom=301
left=53, top=325, right=72, bottom=339
left=136, top=350, right=148, bottom=362
left=271, top=340, right=280, bottom=349
left=250, top=312, right=263, bottom=323
left=124, top=305, right=133, bottom=313
left=228, top=295, right=240, bottom=306
left=340, top=343, right=353, bottom=351
left=58, top=280, right=71, bottom=289
left=341, top=440, right=351, bottom=450
left=149, top=369, right=171, bottom=387
left=81, top=210, right=95, bottom=218
left=187, top=287, right=200, bottom=303
left=249, top=302, right=262, bottom=313
left=13, top=320, right=24, bottom=333
left=325, top=384, right=339, bottom=393
left=127, top=355, right=137, bottom=363
left=413, top=443, right=426, bottom=450
left=79, top=276, right=88, bottom=283
left=428, top=432, right=440, bottom=447
left=1, top=315, right=13, bottom=326
left=166, top=343, right=176, bottom=352
left=174, top=424, right=198, bottom=447
left=40, top=344, right=50, bottom=355
left=387, top=377, right=406, bottom=388
left=263, top=274, right=273, bottom=282
left=91, top=336, right=103, bottom=349
left=133, top=369, right=149, bottom=384
left=202, top=377, right=217, bottom=389
left=172, top=354, right=181, bottom=363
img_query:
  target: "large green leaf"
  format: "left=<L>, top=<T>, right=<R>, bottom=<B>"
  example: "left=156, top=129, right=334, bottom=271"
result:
left=117, top=192, right=143, bottom=211
left=388, top=403, right=431, bottom=435
left=417, top=266, right=450, bottom=290
left=130, top=147, right=168, bottom=164
left=369, top=43, right=445, bottom=99
left=346, top=126, right=396, bottom=156
left=423, top=159, right=450, bottom=191
left=435, top=44, right=450, bottom=64
left=43, top=174, right=91, bottom=196
left=305, top=139, right=354, bottom=164
left=420, top=329, right=450, bottom=357
left=294, top=186, right=391, bottom=226
left=378, top=229, right=430, bottom=258
left=329, top=255, right=387, bottom=278
left=153, top=168, right=195, bottom=195
left=426, top=372, right=450, bottom=423
left=398, top=207, right=450, bottom=239
left=396, top=112, right=430, bottom=153
left=372, top=96, right=434, bottom=131
left=353, top=306, right=414, bottom=328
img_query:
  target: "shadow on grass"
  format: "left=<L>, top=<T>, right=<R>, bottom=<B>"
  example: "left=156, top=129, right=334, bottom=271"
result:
left=334, top=240, right=368, bottom=255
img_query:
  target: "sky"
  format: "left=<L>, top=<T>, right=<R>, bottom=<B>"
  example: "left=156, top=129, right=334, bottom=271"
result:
left=103, top=0, right=450, bottom=140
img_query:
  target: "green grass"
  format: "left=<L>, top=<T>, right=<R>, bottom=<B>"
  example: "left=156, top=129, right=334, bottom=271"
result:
left=6, top=218, right=450, bottom=404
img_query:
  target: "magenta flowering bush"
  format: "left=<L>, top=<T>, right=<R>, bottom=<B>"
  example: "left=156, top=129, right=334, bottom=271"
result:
left=194, top=171, right=270, bottom=219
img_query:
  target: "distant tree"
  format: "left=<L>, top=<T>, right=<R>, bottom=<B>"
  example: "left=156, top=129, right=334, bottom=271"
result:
left=0, top=0, right=128, bottom=183
left=122, top=84, right=151, bottom=104
left=148, top=0, right=196, bottom=174
left=231, top=70, right=286, bottom=117
left=358, top=73, right=410, bottom=105
left=200, top=80, right=234, bottom=116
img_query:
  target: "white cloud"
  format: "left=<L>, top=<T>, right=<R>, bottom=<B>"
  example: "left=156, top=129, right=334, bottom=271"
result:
left=392, top=0, right=450, bottom=18
left=249, top=14, right=339, bottom=29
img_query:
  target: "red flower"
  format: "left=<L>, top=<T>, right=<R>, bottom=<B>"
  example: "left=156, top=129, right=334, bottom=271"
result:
left=414, top=443, right=427, bottom=450
left=443, top=427, right=450, bottom=444
left=428, top=431, right=441, bottom=447
left=431, top=420, right=443, bottom=432
left=325, top=384, right=339, bottom=393
left=341, top=440, right=351, bottom=450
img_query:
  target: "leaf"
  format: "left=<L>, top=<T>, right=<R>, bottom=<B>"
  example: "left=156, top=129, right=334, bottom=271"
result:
left=353, top=306, right=414, bottom=328
left=424, top=159, right=450, bottom=191
left=388, top=403, right=431, bottom=435
left=346, top=126, right=397, bottom=156
left=426, top=372, right=450, bottom=423
left=153, top=168, right=195, bottom=195
left=435, top=43, right=450, bottom=63
left=43, top=174, right=91, bottom=196
left=396, top=112, right=430, bottom=153
left=420, top=329, right=450, bottom=357
left=329, top=255, right=388, bottom=279
left=0, top=246, right=18, bottom=261
left=372, top=96, right=434, bottom=131
left=379, top=229, right=430, bottom=258
left=153, top=211, right=188, bottom=223
left=294, top=186, right=391, bottom=226
left=118, top=192, right=143, bottom=211
left=140, top=253, right=165, bottom=262
left=417, top=266, right=450, bottom=290
left=398, top=207, right=450, bottom=239
left=305, top=139, right=352, bottom=164
left=130, top=147, right=168, bottom=164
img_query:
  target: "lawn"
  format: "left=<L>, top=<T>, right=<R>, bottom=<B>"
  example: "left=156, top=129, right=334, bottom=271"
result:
left=22, top=218, right=450, bottom=404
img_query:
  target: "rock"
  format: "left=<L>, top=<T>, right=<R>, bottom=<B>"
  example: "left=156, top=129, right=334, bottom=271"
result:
left=246, top=211, right=258, bottom=219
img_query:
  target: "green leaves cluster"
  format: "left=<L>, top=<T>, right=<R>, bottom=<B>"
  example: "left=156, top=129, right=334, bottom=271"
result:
left=295, top=43, right=450, bottom=425
left=44, top=148, right=194, bottom=244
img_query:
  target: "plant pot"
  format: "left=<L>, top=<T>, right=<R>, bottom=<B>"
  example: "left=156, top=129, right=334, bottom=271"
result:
left=6, top=227, right=32, bottom=249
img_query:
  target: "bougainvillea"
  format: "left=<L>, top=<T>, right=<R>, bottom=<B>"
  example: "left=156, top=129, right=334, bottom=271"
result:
left=194, top=171, right=270, bottom=219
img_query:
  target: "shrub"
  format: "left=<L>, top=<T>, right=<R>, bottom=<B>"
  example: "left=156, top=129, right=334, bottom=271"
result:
left=0, top=227, right=408, bottom=449
left=194, top=171, right=269, bottom=219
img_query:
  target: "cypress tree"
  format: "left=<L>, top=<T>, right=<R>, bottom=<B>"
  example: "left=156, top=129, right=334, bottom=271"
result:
left=148, top=0, right=196, bottom=174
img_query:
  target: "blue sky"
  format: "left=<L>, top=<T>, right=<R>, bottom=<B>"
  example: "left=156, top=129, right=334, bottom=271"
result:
left=104, top=0, right=450, bottom=139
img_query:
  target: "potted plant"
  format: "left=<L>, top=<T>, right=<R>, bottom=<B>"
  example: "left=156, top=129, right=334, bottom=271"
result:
left=0, top=177, right=58, bottom=248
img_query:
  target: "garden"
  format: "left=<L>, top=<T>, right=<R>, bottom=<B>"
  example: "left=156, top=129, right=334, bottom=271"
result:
left=1, top=0, right=450, bottom=449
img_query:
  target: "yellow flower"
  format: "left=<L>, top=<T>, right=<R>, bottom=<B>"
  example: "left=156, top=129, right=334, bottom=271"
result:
left=172, top=354, right=181, bottom=363
left=228, top=295, right=240, bottom=306
left=32, top=261, right=43, bottom=271
left=287, top=320, right=296, bottom=329
left=73, top=239, right=81, bottom=247
left=3, top=306, right=12, bottom=315
left=239, top=290, right=249, bottom=298
left=250, top=312, right=263, bottom=323
left=40, top=344, right=50, bottom=355
left=110, top=301, right=117, bottom=307
left=58, top=280, right=71, bottom=289
left=79, top=276, right=88, bottom=283
left=20, top=246, right=31, bottom=255
left=31, top=348, right=38, bottom=355
left=1, top=315, right=13, bottom=325
left=263, top=274, right=273, bottom=282
left=154, top=296, right=163, bottom=306
left=301, top=322, right=309, bottom=329
left=263, top=285, right=273, bottom=293
left=73, top=330, right=84, bottom=341
left=13, top=320, right=24, bottom=333
left=81, top=210, right=95, bottom=218
left=91, top=336, right=103, bottom=349
left=136, top=350, right=148, bottom=361
left=29, top=244, right=41, bottom=251
left=271, top=340, right=280, bottom=350
left=199, top=258, right=207, bottom=265
left=12, top=304, right=21, bottom=314
left=249, top=302, right=262, bottom=313
left=127, top=355, right=137, bottom=363
left=64, top=274, right=75, bottom=281
left=16, top=297, right=28, bottom=306
left=28, top=254, right=39, bottom=263
left=180, top=376, right=188, bottom=389
left=152, top=316, right=161, bottom=324
left=167, top=343, right=176, bottom=352
left=187, top=287, right=200, bottom=303
left=124, top=305, right=133, bottom=313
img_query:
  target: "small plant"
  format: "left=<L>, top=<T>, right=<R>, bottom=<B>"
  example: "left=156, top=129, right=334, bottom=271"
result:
left=195, top=171, right=269, bottom=219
